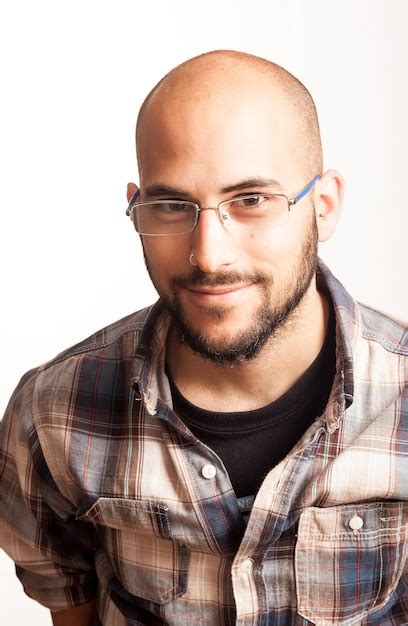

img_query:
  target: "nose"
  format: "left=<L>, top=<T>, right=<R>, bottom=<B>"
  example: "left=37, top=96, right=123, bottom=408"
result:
left=191, top=208, right=238, bottom=274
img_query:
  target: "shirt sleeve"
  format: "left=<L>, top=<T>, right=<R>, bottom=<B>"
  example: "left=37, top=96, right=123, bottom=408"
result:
left=0, top=369, right=98, bottom=610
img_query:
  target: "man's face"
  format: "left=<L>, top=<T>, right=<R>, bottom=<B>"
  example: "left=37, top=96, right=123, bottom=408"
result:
left=137, top=81, right=320, bottom=365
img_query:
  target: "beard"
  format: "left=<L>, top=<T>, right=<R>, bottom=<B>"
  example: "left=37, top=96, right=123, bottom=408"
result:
left=143, top=212, right=319, bottom=367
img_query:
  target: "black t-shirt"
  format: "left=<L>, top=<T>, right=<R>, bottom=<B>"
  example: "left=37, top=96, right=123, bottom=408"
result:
left=168, top=294, right=336, bottom=507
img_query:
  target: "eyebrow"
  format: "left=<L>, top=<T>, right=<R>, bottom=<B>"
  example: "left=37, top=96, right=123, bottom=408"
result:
left=142, top=177, right=283, bottom=199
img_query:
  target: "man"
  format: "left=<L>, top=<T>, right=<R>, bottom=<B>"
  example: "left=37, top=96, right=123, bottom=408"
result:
left=0, top=50, right=407, bottom=626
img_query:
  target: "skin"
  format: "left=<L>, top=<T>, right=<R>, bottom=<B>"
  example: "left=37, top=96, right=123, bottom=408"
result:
left=128, top=58, right=344, bottom=411
left=51, top=601, right=96, bottom=625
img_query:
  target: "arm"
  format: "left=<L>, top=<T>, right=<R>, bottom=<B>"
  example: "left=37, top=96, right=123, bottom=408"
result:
left=51, top=601, right=97, bottom=626
left=0, top=370, right=97, bottom=616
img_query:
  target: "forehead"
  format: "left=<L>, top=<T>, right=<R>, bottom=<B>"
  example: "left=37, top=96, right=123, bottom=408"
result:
left=137, top=78, right=301, bottom=190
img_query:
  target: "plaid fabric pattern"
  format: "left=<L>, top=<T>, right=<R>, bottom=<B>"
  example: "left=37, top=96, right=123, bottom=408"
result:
left=1, top=258, right=407, bottom=625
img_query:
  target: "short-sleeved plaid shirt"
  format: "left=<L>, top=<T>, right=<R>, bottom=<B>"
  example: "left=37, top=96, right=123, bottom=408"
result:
left=1, top=258, right=407, bottom=625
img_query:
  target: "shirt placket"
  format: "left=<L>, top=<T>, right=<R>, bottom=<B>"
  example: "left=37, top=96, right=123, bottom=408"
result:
left=230, top=420, right=327, bottom=625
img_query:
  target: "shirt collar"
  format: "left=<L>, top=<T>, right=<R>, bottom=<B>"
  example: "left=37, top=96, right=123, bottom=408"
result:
left=132, top=257, right=357, bottom=431
left=316, top=257, right=356, bottom=430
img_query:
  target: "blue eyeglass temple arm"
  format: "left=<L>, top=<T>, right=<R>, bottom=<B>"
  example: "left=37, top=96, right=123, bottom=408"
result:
left=126, top=190, right=141, bottom=215
left=292, top=175, right=321, bottom=204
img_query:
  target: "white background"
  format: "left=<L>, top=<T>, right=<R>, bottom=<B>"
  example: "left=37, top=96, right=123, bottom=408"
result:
left=1, top=1, right=407, bottom=623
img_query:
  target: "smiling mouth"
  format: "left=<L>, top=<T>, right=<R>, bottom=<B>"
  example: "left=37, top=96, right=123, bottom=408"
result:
left=188, top=284, right=249, bottom=295
left=186, top=283, right=254, bottom=304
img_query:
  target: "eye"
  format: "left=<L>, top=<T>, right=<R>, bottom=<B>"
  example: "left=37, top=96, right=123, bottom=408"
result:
left=230, top=195, right=267, bottom=208
left=154, top=201, right=191, bottom=213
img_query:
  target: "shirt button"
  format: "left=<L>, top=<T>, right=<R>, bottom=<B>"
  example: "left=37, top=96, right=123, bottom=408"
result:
left=349, top=515, right=364, bottom=532
left=201, top=464, right=217, bottom=479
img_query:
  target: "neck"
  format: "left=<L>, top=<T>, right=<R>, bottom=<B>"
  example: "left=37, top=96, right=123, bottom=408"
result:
left=165, top=281, right=331, bottom=412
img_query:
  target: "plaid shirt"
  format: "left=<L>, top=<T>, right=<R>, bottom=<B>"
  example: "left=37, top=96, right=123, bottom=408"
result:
left=1, top=258, right=407, bottom=626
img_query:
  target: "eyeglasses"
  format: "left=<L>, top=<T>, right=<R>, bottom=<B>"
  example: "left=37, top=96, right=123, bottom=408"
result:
left=126, top=175, right=320, bottom=236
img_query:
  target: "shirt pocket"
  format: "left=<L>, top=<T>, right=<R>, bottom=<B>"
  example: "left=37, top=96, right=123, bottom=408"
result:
left=78, top=497, right=190, bottom=604
left=295, top=501, right=407, bottom=626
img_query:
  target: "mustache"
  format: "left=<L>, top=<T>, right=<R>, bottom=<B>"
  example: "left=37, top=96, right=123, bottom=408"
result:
left=171, top=267, right=268, bottom=289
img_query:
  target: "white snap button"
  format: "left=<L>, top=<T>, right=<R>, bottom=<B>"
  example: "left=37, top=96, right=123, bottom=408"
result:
left=349, top=515, right=364, bottom=532
left=201, top=464, right=216, bottom=479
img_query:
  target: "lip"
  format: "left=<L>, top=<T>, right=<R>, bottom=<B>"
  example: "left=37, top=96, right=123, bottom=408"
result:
left=186, top=283, right=254, bottom=304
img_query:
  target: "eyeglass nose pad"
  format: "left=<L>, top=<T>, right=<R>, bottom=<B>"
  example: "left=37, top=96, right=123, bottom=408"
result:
left=195, top=206, right=231, bottom=231
left=219, top=210, right=231, bottom=225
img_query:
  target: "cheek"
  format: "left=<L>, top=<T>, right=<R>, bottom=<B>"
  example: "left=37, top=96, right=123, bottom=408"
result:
left=251, top=228, right=298, bottom=259
left=143, top=238, right=190, bottom=278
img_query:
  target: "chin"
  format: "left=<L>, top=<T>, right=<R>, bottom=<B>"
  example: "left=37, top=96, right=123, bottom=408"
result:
left=188, top=303, right=248, bottom=325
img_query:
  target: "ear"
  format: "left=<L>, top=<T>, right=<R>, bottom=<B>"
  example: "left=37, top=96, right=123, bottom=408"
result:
left=313, top=170, right=344, bottom=242
left=127, top=182, right=139, bottom=203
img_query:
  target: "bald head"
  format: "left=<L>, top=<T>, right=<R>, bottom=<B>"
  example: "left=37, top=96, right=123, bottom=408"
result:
left=136, top=50, right=323, bottom=182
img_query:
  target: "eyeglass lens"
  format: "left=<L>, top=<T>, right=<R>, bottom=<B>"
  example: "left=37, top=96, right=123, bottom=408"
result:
left=131, top=195, right=290, bottom=235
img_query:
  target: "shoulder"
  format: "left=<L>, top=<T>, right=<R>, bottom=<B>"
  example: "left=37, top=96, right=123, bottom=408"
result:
left=2, top=303, right=160, bottom=421
left=356, top=301, right=407, bottom=356
left=350, top=302, right=407, bottom=416
left=317, top=258, right=407, bottom=358
left=43, top=303, right=157, bottom=369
